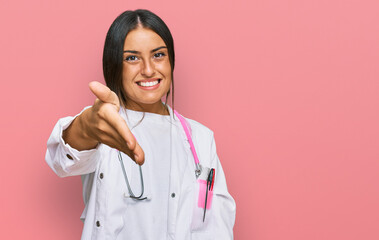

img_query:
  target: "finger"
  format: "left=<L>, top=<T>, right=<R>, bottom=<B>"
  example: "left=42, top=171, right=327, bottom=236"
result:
left=133, top=141, right=145, bottom=165
left=89, top=81, right=120, bottom=107
left=102, top=106, right=136, bottom=151
left=112, top=126, right=144, bottom=165
left=101, top=117, right=145, bottom=165
left=91, top=121, right=140, bottom=163
left=103, top=112, right=145, bottom=165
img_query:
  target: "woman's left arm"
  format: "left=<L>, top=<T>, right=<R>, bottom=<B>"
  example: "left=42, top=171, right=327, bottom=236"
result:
left=209, top=135, right=236, bottom=238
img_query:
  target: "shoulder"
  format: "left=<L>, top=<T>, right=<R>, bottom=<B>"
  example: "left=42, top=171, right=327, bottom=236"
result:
left=170, top=107, right=215, bottom=144
left=183, top=117, right=214, bottom=138
left=180, top=116, right=216, bottom=158
left=180, top=116, right=219, bottom=166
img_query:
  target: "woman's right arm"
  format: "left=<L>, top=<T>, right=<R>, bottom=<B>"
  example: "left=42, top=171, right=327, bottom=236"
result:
left=62, top=108, right=99, bottom=151
left=45, top=106, right=101, bottom=177
left=45, top=81, right=145, bottom=177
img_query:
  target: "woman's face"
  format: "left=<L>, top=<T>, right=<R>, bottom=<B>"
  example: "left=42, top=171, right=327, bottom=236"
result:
left=122, top=27, right=172, bottom=112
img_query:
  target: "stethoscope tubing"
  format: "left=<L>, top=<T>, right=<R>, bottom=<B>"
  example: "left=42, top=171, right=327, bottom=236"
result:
left=118, top=151, right=147, bottom=200
left=119, top=110, right=202, bottom=201
left=173, top=110, right=202, bottom=178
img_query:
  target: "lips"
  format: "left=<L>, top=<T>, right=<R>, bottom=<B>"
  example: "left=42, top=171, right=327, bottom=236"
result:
left=136, top=78, right=162, bottom=90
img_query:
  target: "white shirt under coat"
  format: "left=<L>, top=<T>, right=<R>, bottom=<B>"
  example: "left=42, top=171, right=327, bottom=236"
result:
left=45, top=106, right=236, bottom=240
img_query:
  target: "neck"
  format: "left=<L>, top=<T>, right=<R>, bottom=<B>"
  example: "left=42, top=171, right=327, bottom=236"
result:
left=125, top=100, right=169, bottom=115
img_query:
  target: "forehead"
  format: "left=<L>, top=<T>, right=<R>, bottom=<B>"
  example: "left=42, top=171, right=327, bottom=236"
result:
left=124, top=27, right=166, bottom=50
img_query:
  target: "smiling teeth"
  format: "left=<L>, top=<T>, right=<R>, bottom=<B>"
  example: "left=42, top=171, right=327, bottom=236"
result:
left=139, top=80, right=159, bottom=87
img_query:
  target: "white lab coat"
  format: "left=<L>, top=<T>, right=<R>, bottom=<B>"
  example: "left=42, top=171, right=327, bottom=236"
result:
left=45, top=106, right=236, bottom=240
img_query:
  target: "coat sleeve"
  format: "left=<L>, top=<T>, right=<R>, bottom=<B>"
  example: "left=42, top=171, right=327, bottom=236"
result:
left=45, top=106, right=101, bottom=177
left=209, top=134, right=236, bottom=239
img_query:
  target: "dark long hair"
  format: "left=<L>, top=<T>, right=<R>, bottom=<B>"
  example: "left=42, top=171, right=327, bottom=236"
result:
left=102, top=9, right=175, bottom=108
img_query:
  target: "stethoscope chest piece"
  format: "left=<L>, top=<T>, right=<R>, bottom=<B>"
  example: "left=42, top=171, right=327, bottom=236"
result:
left=195, top=164, right=202, bottom=179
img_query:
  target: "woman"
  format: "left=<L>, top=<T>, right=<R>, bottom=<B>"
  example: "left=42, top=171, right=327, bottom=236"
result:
left=46, top=9, right=236, bottom=239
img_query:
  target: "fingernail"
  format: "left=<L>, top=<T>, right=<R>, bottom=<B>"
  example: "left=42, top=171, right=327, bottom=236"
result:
left=134, top=154, right=138, bottom=162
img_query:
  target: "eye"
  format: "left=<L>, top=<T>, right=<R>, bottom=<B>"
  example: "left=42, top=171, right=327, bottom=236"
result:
left=153, top=52, right=166, bottom=59
left=125, top=55, right=139, bottom=62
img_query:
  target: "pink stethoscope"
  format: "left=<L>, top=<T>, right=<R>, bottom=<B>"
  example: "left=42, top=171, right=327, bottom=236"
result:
left=173, top=110, right=202, bottom=178
left=118, top=110, right=202, bottom=200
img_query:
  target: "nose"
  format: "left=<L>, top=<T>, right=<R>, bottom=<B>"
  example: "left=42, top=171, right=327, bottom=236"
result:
left=141, top=59, right=155, bottom=77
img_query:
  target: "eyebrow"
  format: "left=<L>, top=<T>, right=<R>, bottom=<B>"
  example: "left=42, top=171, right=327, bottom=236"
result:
left=123, top=46, right=167, bottom=54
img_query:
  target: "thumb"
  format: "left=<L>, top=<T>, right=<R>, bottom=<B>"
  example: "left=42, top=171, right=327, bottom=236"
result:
left=89, top=81, right=120, bottom=107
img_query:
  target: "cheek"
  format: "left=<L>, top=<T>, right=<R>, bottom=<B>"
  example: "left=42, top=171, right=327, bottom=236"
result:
left=122, top=65, right=138, bottom=83
left=157, top=61, right=172, bottom=76
left=161, top=66, right=172, bottom=85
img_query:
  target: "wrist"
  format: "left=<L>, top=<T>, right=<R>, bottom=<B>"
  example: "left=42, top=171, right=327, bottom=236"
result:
left=78, top=109, right=99, bottom=147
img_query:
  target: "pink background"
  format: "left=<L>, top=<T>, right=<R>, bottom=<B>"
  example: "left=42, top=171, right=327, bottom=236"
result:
left=1, top=0, right=378, bottom=239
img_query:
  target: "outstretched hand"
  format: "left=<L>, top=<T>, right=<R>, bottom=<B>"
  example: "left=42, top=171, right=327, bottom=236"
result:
left=82, top=81, right=145, bottom=165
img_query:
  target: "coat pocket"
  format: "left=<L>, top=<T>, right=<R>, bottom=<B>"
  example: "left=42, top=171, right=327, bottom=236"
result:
left=190, top=167, right=214, bottom=232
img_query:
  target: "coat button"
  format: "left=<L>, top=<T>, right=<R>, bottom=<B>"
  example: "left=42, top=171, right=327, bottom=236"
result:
left=96, top=221, right=100, bottom=227
left=99, top=173, right=104, bottom=179
left=171, top=193, right=176, bottom=198
left=66, top=154, right=73, bottom=160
